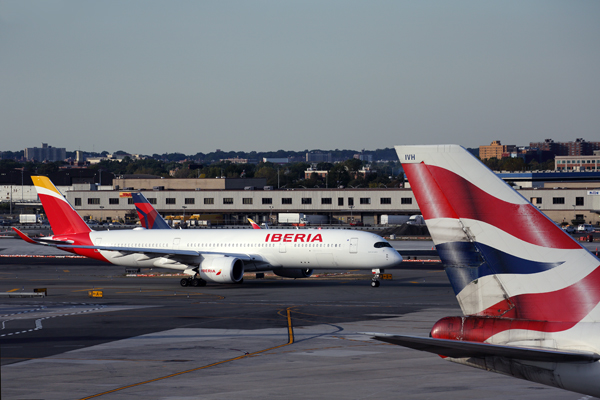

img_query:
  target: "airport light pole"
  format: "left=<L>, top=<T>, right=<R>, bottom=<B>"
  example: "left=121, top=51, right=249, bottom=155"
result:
left=99, top=206, right=104, bottom=223
left=182, top=206, right=187, bottom=228
left=349, top=205, right=355, bottom=224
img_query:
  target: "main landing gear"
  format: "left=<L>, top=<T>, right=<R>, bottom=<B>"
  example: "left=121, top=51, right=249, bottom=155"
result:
left=180, top=277, right=206, bottom=287
left=371, top=269, right=382, bottom=288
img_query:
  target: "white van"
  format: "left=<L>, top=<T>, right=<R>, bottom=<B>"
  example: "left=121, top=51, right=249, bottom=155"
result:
left=577, top=224, right=595, bottom=233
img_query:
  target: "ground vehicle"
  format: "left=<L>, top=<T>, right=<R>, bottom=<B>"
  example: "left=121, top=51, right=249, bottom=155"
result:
left=380, top=215, right=410, bottom=225
left=19, top=214, right=42, bottom=224
left=577, top=224, right=594, bottom=233
left=406, top=215, right=424, bottom=225
left=278, top=213, right=327, bottom=225
left=563, top=225, right=576, bottom=233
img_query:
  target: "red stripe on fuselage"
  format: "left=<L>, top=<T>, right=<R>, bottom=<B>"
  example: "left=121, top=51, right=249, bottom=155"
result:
left=403, top=163, right=579, bottom=250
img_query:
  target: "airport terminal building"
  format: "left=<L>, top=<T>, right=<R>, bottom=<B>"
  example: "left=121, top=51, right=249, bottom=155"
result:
left=61, top=179, right=600, bottom=226
left=3, top=174, right=600, bottom=226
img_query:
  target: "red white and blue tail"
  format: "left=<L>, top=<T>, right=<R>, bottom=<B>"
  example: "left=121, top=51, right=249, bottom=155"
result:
left=32, top=176, right=91, bottom=236
left=130, top=192, right=171, bottom=229
left=395, top=145, right=600, bottom=325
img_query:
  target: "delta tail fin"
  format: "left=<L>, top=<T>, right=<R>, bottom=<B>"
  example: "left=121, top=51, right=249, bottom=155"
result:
left=32, top=176, right=91, bottom=236
left=130, top=192, right=171, bottom=229
left=395, top=145, right=600, bottom=324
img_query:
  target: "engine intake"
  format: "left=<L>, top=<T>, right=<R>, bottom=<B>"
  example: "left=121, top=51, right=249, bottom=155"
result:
left=199, top=257, right=244, bottom=284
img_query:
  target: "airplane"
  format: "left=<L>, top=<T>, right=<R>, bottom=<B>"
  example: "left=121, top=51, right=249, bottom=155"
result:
left=14, top=176, right=403, bottom=287
left=373, top=145, right=600, bottom=396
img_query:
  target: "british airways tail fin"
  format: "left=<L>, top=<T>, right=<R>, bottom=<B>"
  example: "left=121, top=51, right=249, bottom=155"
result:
left=395, top=145, right=600, bottom=322
left=32, top=176, right=91, bottom=236
left=130, top=193, right=171, bottom=229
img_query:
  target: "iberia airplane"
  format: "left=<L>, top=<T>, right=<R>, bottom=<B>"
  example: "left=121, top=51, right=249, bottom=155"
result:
left=374, top=145, right=600, bottom=396
left=14, top=176, right=402, bottom=287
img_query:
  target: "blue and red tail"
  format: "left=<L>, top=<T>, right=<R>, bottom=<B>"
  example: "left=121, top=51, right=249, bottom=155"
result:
left=131, top=193, right=171, bottom=229
left=396, top=145, right=600, bottom=333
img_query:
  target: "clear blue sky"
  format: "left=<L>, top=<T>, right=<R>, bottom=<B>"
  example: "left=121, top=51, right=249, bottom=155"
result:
left=1, top=1, right=599, bottom=155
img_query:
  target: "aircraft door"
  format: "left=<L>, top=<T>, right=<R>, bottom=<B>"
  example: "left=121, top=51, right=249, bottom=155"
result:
left=173, top=237, right=180, bottom=250
left=349, top=238, right=358, bottom=253
left=279, top=243, right=286, bottom=253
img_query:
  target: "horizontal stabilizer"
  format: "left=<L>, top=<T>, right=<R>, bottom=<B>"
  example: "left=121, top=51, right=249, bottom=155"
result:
left=373, top=334, right=600, bottom=363
left=12, top=228, right=73, bottom=245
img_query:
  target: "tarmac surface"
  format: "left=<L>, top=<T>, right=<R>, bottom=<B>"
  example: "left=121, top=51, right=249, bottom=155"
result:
left=1, top=237, right=598, bottom=399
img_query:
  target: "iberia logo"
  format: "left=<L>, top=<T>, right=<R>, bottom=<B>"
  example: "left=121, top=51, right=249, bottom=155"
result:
left=216, top=269, right=222, bottom=276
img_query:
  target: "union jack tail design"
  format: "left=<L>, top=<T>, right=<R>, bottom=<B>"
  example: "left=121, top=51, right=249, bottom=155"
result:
left=396, top=145, right=600, bottom=336
left=131, top=193, right=171, bottom=229
left=32, top=176, right=91, bottom=236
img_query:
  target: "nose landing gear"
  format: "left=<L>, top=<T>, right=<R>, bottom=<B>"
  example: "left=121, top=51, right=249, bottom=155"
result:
left=371, top=269, right=383, bottom=288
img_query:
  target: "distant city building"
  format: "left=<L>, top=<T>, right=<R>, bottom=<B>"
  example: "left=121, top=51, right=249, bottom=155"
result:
left=262, top=157, right=289, bottom=164
left=479, top=141, right=516, bottom=160
left=304, top=168, right=329, bottom=179
left=220, top=157, right=251, bottom=164
left=555, top=151, right=600, bottom=172
left=530, top=138, right=600, bottom=156
left=24, top=143, right=66, bottom=162
left=306, top=152, right=332, bottom=163
left=354, top=153, right=373, bottom=162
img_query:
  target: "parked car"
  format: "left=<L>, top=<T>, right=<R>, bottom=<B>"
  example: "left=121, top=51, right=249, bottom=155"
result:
left=562, top=225, right=576, bottom=233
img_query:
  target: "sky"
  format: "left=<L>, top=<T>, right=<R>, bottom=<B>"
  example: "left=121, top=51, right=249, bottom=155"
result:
left=1, top=1, right=599, bottom=155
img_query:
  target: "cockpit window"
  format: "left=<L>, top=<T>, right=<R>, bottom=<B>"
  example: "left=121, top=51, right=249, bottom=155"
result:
left=374, top=242, right=392, bottom=248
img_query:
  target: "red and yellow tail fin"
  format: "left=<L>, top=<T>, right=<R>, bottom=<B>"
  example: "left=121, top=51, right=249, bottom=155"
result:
left=32, top=176, right=91, bottom=236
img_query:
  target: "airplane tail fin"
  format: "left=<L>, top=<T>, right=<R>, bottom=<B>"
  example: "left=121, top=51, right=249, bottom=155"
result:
left=32, top=176, right=91, bottom=236
left=395, top=145, right=600, bottom=323
left=130, top=193, right=171, bottom=229
left=247, top=218, right=261, bottom=229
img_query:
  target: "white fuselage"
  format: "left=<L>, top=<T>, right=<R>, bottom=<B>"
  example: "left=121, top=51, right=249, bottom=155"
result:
left=86, top=228, right=402, bottom=272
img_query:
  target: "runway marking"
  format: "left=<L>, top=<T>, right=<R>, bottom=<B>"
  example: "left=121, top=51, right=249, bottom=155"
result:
left=7, top=288, right=19, bottom=292
left=78, top=307, right=296, bottom=400
left=72, top=288, right=104, bottom=292
left=63, top=270, right=70, bottom=272
left=0, top=305, right=105, bottom=337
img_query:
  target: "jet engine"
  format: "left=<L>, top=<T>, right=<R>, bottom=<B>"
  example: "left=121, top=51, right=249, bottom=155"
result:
left=272, top=268, right=313, bottom=279
left=199, top=257, right=244, bottom=284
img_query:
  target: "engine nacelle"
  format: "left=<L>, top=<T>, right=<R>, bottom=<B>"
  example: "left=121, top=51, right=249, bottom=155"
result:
left=272, top=268, right=313, bottom=279
left=199, top=257, right=244, bottom=284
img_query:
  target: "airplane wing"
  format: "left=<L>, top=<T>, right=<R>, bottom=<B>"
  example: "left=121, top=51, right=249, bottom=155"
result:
left=372, top=334, right=600, bottom=363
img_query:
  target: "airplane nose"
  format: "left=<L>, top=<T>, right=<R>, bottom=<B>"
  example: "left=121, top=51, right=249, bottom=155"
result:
left=389, top=249, right=403, bottom=265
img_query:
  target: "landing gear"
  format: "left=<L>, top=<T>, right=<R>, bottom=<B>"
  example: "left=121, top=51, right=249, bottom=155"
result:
left=192, top=278, right=206, bottom=287
left=180, top=277, right=206, bottom=287
left=371, top=268, right=383, bottom=288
